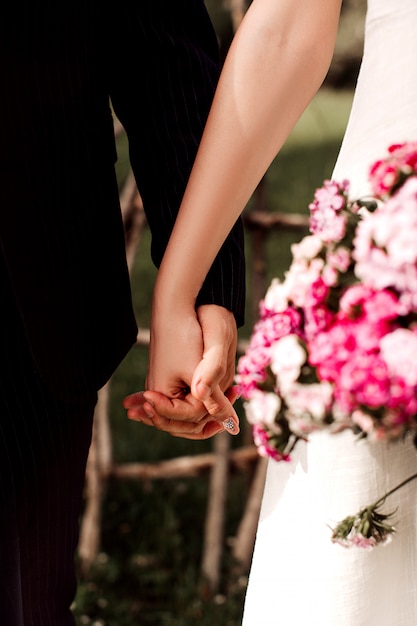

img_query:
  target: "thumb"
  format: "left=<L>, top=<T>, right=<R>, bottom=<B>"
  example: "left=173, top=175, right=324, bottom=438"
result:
left=194, top=380, right=240, bottom=434
left=191, top=342, right=227, bottom=403
left=191, top=356, right=240, bottom=435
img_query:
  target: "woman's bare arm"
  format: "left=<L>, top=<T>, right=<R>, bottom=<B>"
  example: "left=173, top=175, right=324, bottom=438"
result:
left=126, top=0, right=342, bottom=438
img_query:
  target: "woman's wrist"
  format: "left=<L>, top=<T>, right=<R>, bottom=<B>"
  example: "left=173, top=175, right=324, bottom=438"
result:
left=153, top=264, right=200, bottom=318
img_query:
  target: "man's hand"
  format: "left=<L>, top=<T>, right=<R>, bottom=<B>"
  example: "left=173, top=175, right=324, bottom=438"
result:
left=123, top=304, right=240, bottom=439
left=123, top=385, right=240, bottom=440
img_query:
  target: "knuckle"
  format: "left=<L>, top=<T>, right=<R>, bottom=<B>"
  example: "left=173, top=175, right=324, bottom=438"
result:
left=207, top=402, right=222, bottom=417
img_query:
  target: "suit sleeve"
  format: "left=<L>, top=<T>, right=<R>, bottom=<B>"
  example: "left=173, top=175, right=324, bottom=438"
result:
left=109, top=0, right=245, bottom=326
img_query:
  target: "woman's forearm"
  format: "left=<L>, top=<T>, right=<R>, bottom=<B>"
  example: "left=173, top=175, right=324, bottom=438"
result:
left=155, top=0, right=342, bottom=310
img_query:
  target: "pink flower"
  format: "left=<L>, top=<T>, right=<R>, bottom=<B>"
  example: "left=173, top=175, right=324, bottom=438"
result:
left=362, top=290, right=401, bottom=323
left=285, top=381, right=334, bottom=432
left=369, top=160, right=399, bottom=197
left=309, top=180, right=349, bottom=243
left=309, top=179, right=349, bottom=213
left=369, top=141, right=417, bottom=198
left=262, top=309, right=303, bottom=345
left=380, top=329, right=417, bottom=386
left=348, top=535, right=379, bottom=550
left=387, top=378, right=417, bottom=420
left=338, top=352, right=390, bottom=409
left=305, top=276, right=329, bottom=307
left=387, top=142, right=417, bottom=169
left=243, top=143, right=417, bottom=462
left=339, top=285, right=401, bottom=324
left=308, top=319, right=357, bottom=379
left=236, top=304, right=303, bottom=400
left=252, top=424, right=292, bottom=462
left=321, top=264, right=339, bottom=287
left=242, top=142, right=417, bottom=550
left=303, top=304, right=335, bottom=341
left=326, top=246, right=352, bottom=272
left=283, top=257, right=325, bottom=308
left=353, top=177, right=417, bottom=312
left=244, top=390, right=281, bottom=430
left=310, top=208, right=348, bottom=243
left=339, top=284, right=370, bottom=315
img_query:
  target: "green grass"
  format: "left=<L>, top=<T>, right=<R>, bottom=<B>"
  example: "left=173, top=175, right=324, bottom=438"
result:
left=73, top=87, right=353, bottom=626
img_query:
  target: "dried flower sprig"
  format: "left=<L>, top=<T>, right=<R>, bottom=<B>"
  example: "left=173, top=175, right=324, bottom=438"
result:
left=330, top=472, right=417, bottom=549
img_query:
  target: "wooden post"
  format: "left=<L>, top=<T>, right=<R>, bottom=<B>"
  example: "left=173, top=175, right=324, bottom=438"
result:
left=78, top=165, right=145, bottom=574
left=78, top=383, right=111, bottom=574
left=224, top=0, right=247, bottom=31
left=200, top=432, right=231, bottom=596
left=232, top=457, right=268, bottom=576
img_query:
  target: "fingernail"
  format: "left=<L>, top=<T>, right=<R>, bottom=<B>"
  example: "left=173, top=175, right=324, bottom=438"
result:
left=143, top=395, right=154, bottom=407
left=222, top=417, right=236, bottom=433
left=127, top=410, right=141, bottom=423
left=143, top=403, right=154, bottom=418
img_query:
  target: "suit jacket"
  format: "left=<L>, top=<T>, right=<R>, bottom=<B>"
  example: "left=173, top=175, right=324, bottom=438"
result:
left=0, top=0, right=245, bottom=400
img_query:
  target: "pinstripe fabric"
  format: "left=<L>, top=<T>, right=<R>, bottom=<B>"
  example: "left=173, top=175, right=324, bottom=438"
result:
left=109, top=1, right=246, bottom=324
left=0, top=254, right=96, bottom=625
left=0, top=2, right=245, bottom=622
left=0, top=2, right=138, bottom=400
left=0, top=0, right=245, bottom=401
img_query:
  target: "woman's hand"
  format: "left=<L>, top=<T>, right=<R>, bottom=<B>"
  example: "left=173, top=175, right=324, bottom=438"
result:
left=123, top=304, right=240, bottom=439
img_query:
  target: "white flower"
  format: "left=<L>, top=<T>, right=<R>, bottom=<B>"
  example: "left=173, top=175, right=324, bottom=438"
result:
left=291, top=234, right=323, bottom=261
left=285, top=381, right=333, bottom=423
left=380, top=328, right=417, bottom=386
left=284, top=257, right=324, bottom=308
left=353, top=177, right=417, bottom=303
left=263, top=278, right=289, bottom=312
left=244, top=390, right=281, bottom=432
left=270, top=335, right=306, bottom=392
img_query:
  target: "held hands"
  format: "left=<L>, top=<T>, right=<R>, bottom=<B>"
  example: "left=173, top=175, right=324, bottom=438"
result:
left=123, top=304, right=240, bottom=440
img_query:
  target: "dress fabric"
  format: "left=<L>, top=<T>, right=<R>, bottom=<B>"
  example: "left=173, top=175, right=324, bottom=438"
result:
left=242, top=1, right=417, bottom=625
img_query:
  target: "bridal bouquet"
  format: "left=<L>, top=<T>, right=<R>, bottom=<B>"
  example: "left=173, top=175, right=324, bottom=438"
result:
left=237, top=141, right=417, bottom=548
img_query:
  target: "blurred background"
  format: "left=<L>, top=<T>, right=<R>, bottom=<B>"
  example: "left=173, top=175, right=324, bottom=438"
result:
left=73, top=1, right=366, bottom=624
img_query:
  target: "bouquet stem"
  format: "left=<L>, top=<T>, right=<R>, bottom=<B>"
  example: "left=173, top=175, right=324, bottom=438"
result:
left=331, top=471, right=417, bottom=549
left=371, top=471, right=417, bottom=509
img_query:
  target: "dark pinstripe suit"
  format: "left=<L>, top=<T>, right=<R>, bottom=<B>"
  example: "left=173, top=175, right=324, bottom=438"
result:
left=0, top=2, right=245, bottom=623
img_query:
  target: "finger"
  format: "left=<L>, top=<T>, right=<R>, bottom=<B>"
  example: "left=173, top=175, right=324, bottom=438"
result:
left=124, top=388, right=239, bottom=437
left=198, top=384, right=240, bottom=435
left=123, top=391, right=153, bottom=423
left=225, top=385, right=241, bottom=405
left=123, top=391, right=146, bottom=408
left=147, top=413, right=225, bottom=439
left=127, top=402, right=226, bottom=438
left=193, top=305, right=237, bottom=396
left=124, top=390, right=203, bottom=423
left=191, top=349, right=226, bottom=401
left=125, top=392, right=238, bottom=439
left=171, top=421, right=226, bottom=440
left=126, top=408, right=156, bottom=426
left=191, top=339, right=237, bottom=405
left=187, top=378, right=239, bottom=435
left=142, top=390, right=208, bottom=423
left=125, top=399, right=207, bottom=433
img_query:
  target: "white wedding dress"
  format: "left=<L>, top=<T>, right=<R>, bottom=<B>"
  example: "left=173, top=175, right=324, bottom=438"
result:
left=242, top=1, right=417, bottom=625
